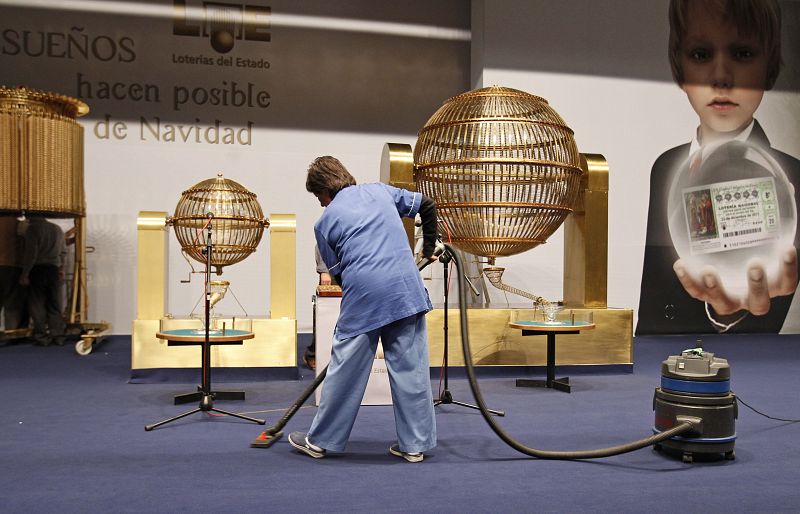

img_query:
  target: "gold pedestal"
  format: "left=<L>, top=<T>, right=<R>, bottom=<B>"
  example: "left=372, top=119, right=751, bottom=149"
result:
left=427, top=307, right=632, bottom=367
left=131, top=211, right=297, bottom=370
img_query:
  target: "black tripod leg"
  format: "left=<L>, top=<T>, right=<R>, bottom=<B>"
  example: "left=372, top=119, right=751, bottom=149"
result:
left=450, top=399, right=505, bottom=417
left=145, top=407, right=202, bottom=431
left=146, top=398, right=265, bottom=430
left=435, top=389, right=505, bottom=416
left=210, top=407, right=265, bottom=425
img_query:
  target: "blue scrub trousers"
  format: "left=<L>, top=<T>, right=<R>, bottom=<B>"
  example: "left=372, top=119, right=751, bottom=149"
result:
left=308, top=312, right=436, bottom=453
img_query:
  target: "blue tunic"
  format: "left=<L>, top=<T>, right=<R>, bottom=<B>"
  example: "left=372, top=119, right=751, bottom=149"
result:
left=314, top=183, right=432, bottom=339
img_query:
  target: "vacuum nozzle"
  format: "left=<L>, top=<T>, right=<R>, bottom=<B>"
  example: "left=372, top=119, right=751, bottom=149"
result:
left=250, top=430, right=284, bottom=448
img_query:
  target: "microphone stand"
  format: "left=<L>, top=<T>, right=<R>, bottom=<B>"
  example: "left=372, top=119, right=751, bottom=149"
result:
left=434, top=246, right=504, bottom=416
left=145, top=214, right=264, bottom=431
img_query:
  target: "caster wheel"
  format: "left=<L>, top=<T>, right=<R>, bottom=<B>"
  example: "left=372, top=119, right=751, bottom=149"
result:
left=75, top=339, right=93, bottom=356
left=682, top=452, right=693, bottom=464
left=725, top=450, right=735, bottom=460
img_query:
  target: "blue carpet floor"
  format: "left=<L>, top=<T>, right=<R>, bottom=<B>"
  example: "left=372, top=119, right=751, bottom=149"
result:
left=1, top=333, right=798, bottom=513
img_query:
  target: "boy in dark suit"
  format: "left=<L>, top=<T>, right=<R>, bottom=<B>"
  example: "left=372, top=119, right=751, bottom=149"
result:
left=637, top=0, right=799, bottom=334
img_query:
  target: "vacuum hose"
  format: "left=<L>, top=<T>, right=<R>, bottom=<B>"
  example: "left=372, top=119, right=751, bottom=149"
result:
left=448, top=244, right=696, bottom=459
left=254, top=243, right=697, bottom=457
left=251, top=366, right=328, bottom=447
left=270, top=366, right=326, bottom=436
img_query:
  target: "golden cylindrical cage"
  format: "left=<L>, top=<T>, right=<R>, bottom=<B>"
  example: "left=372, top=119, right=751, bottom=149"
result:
left=169, top=174, right=269, bottom=274
left=0, top=85, right=88, bottom=217
left=413, top=86, right=583, bottom=263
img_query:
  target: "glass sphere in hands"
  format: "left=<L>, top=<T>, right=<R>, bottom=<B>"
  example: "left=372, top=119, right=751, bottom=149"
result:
left=667, top=141, right=797, bottom=298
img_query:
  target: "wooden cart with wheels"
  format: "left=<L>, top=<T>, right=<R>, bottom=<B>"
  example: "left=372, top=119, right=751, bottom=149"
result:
left=63, top=217, right=112, bottom=357
left=71, top=321, right=111, bottom=356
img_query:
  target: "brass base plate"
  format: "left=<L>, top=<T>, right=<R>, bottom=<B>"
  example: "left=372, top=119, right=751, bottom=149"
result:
left=132, top=318, right=297, bottom=369
left=427, top=307, right=632, bottom=366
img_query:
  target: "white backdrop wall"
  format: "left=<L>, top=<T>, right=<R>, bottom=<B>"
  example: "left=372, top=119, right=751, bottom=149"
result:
left=470, top=0, right=800, bottom=328
left=0, top=0, right=470, bottom=333
left=2, top=0, right=798, bottom=334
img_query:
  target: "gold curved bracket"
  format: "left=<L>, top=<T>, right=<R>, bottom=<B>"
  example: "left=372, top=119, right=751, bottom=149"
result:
left=380, top=143, right=416, bottom=249
left=563, top=153, right=609, bottom=308
left=137, top=211, right=169, bottom=319
left=269, top=213, right=296, bottom=319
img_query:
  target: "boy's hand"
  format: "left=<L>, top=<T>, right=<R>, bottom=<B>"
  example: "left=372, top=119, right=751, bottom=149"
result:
left=673, top=246, right=798, bottom=316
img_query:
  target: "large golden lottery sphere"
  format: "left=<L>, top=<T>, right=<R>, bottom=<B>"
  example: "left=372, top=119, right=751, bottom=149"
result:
left=0, top=86, right=89, bottom=217
left=413, top=86, right=583, bottom=263
left=169, top=174, right=269, bottom=274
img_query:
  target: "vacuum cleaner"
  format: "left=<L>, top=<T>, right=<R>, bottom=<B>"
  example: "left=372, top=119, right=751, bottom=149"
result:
left=653, top=349, right=737, bottom=462
left=252, top=244, right=734, bottom=462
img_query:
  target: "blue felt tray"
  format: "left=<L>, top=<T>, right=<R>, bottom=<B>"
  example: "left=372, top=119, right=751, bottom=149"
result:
left=512, top=320, right=593, bottom=328
left=159, top=328, right=252, bottom=337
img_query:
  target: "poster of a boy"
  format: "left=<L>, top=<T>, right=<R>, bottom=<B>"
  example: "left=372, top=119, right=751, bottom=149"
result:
left=637, top=0, right=799, bottom=334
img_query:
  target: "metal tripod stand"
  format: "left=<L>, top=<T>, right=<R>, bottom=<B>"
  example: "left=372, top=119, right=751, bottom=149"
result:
left=434, top=248, right=504, bottom=416
left=145, top=214, right=265, bottom=431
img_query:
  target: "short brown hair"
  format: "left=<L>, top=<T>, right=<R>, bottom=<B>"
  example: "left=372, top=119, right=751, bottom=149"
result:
left=306, top=156, right=357, bottom=199
left=668, top=0, right=782, bottom=90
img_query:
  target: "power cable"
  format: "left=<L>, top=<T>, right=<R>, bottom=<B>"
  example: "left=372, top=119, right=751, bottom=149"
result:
left=736, top=396, right=800, bottom=423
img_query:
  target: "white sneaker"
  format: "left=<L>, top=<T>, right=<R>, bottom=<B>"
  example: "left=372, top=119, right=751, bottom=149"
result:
left=389, top=444, right=423, bottom=463
left=288, top=432, right=326, bottom=459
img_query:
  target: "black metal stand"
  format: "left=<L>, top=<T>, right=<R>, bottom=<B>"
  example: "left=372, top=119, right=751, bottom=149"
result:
left=434, top=249, right=504, bottom=417
left=146, top=215, right=265, bottom=431
left=515, top=329, right=576, bottom=393
left=170, top=337, right=248, bottom=405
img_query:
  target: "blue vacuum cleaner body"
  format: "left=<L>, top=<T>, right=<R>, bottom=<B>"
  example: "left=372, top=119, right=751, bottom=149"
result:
left=653, top=349, right=737, bottom=463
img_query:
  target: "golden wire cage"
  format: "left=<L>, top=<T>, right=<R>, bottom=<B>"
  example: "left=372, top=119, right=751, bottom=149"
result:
left=0, top=86, right=88, bottom=217
left=169, top=174, right=270, bottom=274
left=413, top=85, right=583, bottom=264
